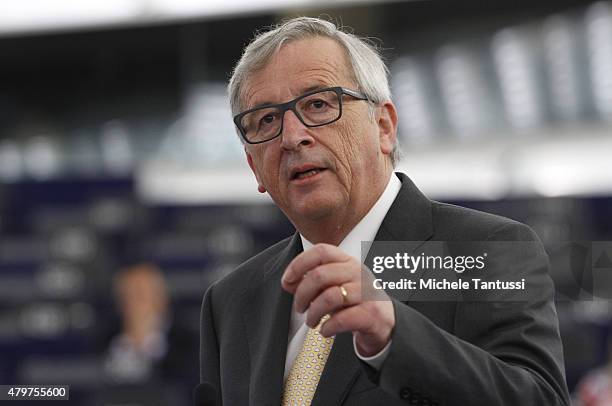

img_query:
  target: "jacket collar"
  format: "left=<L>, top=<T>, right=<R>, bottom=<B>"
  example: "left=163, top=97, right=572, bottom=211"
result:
left=374, top=172, right=434, bottom=243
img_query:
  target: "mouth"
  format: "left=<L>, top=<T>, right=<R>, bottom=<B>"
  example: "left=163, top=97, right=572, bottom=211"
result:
left=290, top=166, right=327, bottom=181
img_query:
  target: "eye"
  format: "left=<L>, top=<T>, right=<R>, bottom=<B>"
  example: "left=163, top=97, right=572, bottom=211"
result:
left=259, top=113, right=278, bottom=126
left=308, top=99, right=329, bottom=110
left=261, top=114, right=275, bottom=123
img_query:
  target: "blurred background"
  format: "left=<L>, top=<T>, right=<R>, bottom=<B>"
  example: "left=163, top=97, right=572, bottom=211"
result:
left=0, top=0, right=611, bottom=404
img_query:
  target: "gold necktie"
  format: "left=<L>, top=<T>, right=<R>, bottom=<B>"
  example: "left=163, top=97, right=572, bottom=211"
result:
left=282, top=316, right=334, bottom=406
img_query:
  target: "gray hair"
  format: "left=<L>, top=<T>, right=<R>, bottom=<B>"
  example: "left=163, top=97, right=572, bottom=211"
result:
left=228, top=16, right=400, bottom=166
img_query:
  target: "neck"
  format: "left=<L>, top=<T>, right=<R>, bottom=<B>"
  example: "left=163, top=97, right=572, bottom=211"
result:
left=297, top=213, right=356, bottom=246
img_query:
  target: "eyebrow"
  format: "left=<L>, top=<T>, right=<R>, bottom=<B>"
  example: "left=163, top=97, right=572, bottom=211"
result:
left=248, top=84, right=329, bottom=110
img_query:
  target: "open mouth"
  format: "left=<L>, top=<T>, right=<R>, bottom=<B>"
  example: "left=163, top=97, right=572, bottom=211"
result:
left=291, top=167, right=327, bottom=181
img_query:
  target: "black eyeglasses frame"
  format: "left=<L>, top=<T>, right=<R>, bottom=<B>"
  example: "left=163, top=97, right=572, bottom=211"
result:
left=233, top=86, right=369, bottom=145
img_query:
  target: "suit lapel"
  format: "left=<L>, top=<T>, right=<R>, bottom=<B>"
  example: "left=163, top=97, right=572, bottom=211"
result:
left=311, top=332, right=361, bottom=406
left=243, top=234, right=302, bottom=406
left=313, top=173, right=436, bottom=403
left=374, top=172, right=434, bottom=244
left=369, top=173, right=435, bottom=302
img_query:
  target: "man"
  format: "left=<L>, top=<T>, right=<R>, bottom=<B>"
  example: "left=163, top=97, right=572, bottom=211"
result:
left=97, top=263, right=198, bottom=405
left=200, top=17, right=570, bottom=405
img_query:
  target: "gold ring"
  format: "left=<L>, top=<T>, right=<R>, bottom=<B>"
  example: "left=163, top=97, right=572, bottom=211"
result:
left=340, top=285, right=349, bottom=305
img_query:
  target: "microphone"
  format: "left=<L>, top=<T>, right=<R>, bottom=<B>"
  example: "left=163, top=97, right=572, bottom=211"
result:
left=194, top=382, right=218, bottom=406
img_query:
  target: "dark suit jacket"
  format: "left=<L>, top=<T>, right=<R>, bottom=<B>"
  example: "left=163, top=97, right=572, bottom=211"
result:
left=199, top=173, right=570, bottom=405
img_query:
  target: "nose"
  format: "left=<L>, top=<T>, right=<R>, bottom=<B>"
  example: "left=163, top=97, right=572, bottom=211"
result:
left=280, top=109, right=314, bottom=150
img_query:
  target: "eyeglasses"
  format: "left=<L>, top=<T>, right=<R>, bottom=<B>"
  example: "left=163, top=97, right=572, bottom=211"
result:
left=233, top=86, right=369, bottom=144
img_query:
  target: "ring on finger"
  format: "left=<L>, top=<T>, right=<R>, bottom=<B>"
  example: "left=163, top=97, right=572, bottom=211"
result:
left=340, top=285, right=349, bottom=306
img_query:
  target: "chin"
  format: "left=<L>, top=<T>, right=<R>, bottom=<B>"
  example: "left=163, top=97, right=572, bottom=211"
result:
left=291, top=195, right=341, bottom=221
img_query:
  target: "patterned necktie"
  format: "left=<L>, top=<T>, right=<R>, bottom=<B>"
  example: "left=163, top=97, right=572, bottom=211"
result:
left=282, top=315, right=334, bottom=406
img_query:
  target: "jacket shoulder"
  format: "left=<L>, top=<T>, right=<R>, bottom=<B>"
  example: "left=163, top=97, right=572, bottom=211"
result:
left=431, top=201, right=539, bottom=241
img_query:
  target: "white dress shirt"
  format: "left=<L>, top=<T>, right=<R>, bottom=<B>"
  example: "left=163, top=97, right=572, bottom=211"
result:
left=283, top=173, right=402, bottom=381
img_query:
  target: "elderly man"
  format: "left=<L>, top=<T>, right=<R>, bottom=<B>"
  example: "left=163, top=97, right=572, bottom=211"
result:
left=199, top=17, right=570, bottom=405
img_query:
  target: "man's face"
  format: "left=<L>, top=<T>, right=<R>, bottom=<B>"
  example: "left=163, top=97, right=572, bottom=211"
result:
left=242, top=37, right=394, bottom=226
left=116, top=268, right=167, bottom=327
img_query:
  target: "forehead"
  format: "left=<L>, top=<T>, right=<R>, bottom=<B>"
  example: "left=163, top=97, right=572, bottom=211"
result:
left=242, top=37, right=356, bottom=109
left=118, top=270, right=161, bottom=290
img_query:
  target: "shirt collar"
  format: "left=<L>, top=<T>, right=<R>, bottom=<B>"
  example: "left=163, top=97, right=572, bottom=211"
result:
left=300, top=173, right=401, bottom=261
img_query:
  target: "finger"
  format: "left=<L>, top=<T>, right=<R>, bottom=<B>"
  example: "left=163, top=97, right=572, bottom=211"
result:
left=318, top=304, right=375, bottom=338
left=293, top=263, right=354, bottom=312
left=282, top=244, right=351, bottom=288
left=306, top=282, right=360, bottom=328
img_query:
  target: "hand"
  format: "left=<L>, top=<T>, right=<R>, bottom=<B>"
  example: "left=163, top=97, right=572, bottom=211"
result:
left=281, top=243, right=395, bottom=357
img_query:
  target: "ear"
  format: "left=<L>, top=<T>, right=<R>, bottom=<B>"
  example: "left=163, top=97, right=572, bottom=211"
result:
left=246, top=149, right=267, bottom=194
left=377, top=101, right=398, bottom=157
